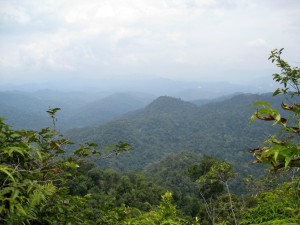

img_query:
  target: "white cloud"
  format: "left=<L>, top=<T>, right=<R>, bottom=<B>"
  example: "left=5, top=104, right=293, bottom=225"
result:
left=247, top=38, right=269, bottom=48
left=0, top=0, right=299, bottom=84
left=212, top=9, right=225, bottom=16
left=195, top=0, right=215, bottom=7
left=0, top=2, right=31, bottom=24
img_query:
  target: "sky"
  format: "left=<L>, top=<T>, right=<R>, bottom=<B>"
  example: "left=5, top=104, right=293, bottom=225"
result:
left=0, top=0, right=300, bottom=89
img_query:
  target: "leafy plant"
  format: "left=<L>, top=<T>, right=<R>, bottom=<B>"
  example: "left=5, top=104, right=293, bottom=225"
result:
left=0, top=108, right=131, bottom=224
left=119, top=191, right=196, bottom=225
left=240, top=181, right=300, bottom=225
left=198, top=160, right=239, bottom=225
left=249, top=48, right=300, bottom=170
left=244, top=49, right=300, bottom=224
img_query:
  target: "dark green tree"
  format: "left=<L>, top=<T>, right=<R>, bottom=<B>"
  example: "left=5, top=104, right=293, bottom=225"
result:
left=198, top=160, right=238, bottom=225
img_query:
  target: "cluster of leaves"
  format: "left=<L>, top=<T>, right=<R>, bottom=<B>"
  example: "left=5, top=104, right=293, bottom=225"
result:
left=94, top=191, right=200, bottom=225
left=244, top=48, right=300, bottom=224
left=67, top=165, right=167, bottom=215
left=0, top=107, right=206, bottom=224
left=0, top=108, right=131, bottom=224
left=1, top=106, right=235, bottom=224
left=241, top=176, right=300, bottom=225
left=249, top=48, right=300, bottom=170
left=68, top=152, right=245, bottom=224
left=184, top=156, right=243, bottom=225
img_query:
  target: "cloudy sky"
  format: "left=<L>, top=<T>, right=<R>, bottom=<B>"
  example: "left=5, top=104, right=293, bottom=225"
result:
left=0, top=0, right=299, bottom=87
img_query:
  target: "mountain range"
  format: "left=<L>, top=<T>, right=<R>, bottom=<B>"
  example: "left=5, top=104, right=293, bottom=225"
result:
left=1, top=85, right=284, bottom=178
left=66, top=93, right=282, bottom=177
left=1, top=79, right=267, bottom=130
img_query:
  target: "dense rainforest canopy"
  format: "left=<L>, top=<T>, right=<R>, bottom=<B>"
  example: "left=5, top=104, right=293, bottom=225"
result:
left=0, top=49, right=299, bottom=224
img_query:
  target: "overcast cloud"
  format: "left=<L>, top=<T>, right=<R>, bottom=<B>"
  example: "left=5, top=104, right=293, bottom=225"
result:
left=0, top=0, right=300, bottom=87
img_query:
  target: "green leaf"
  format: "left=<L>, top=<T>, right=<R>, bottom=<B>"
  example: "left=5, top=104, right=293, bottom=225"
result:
left=65, top=161, right=79, bottom=169
left=85, top=142, right=98, bottom=147
left=274, top=150, right=280, bottom=161
left=2, top=146, right=27, bottom=157
left=252, top=100, right=271, bottom=108
left=273, top=88, right=281, bottom=96
left=285, top=157, right=292, bottom=168
left=250, top=113, right=258, bottom=122
left=46, top=107, right=61, bottom=116
left=0, top=165, right=15, bottom=182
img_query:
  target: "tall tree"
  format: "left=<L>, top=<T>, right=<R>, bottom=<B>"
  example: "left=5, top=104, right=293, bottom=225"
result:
left=198, top=160, right=238, bottom=225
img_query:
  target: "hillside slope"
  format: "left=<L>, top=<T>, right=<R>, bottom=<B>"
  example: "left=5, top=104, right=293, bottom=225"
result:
left=66, top=93, right=281, bottom=174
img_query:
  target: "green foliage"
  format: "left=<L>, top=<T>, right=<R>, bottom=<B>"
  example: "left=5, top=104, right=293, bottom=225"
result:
left=270, top=48, right=300, bottom=97
left=240, top=181, right=300, bottom=225
left=145, top=152, right=204, bottom=217
left=67, top=93, right=280, bottom=182
left=197, top=159, right=239, bottom=225
left=2, top=49, right=300, bottom=224
left=186, top=155, right=224, bottom=199
left=244, top=49, right=300, bottom=224
left=119, top=191, right=196, bottom=225
left=249, top=49, right=300, bottom=170
left=198, top=161, right=237, bottom=185
left=0, top=108, right=131, bottom=224
left=158, top=191, right=177, bottom=219
left=97, top=203, right=140, bottom=224
left=46, top=107, right=61, bottom=128
left=67, top=166, right=167, bottom=217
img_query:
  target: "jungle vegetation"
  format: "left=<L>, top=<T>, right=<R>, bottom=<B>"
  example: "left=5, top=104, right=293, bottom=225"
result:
left=1, top=49, right=299, bottom=224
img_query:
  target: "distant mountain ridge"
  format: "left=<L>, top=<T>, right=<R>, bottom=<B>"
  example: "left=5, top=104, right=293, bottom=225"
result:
left=1, top=81, right=265, bottom=130
left=0, top=90, right=155, bottom=130
left=64, top=92, right=155, bottom=128
left=1, top=88, right=283, bottom=176
left=66, top=93, right=281, bottom=175
left=2, top=78, right=269, bottom=100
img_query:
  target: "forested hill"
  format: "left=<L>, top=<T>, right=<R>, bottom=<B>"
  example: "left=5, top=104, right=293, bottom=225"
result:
left=145, top=96, right=198, bottom=112
left=63, top=92, right=155, bottom=128
left=66, top=93, right=281, bottom=174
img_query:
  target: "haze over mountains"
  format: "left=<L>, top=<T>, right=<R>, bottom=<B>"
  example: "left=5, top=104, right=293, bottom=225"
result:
left=0, top=78, right=275, bottom=129
left=0, top=90, right=153, bottom=130
left=1, top=77, right=289, bottom=199
left=1, top=78, right=283, bottom=179
left=1, top=77, right=273, bottom=98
